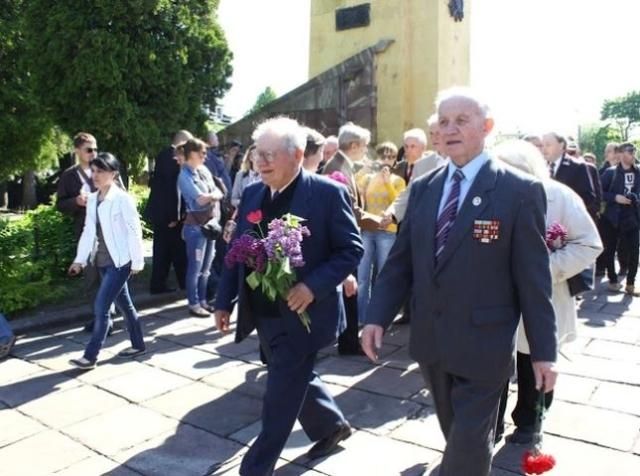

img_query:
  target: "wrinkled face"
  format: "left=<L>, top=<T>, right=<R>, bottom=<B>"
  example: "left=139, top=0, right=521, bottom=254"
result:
left=541, top=134, right=565, bottom=162
left=323, top=142, right=338, bottom=162
left=438, top=97, right=492, bottom=166
left=75, top=139, right=98, bottom=166
left=255, top=132, right=302, bottom=190
left=403, top=137, right=426, bottom=163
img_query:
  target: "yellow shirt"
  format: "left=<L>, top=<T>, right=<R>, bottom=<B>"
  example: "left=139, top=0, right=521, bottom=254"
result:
left=358, top=172, right=406, bottom=233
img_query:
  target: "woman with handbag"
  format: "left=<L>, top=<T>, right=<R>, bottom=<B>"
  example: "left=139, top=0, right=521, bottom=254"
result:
left=68, top=153, right=146, bottom=370
left=177, top=139, right=224, bottom=317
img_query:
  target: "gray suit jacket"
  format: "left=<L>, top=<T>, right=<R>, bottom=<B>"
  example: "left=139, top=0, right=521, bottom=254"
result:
left=366, top=157, right=557, bottom=382
left=388, top=152, right=446, bottom=222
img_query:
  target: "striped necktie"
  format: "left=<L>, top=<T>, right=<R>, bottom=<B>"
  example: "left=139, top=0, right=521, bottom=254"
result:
left=435, top=169, right=465, bottom=262
left=549, top=162, right=555, bottom=178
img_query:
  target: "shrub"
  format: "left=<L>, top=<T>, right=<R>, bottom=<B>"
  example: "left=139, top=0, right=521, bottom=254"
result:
left=130, top=183, right=152, bottom=239
left=0, top=205, right=76, bottom=315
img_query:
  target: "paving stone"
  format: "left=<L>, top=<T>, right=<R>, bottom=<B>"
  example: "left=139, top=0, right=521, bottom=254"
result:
left=381, top=347, right=420, bottom=372
left=493, top=434, right=640, bottom=476
left=545, top=401, right=640, bottom=451
left=201, top=361, right=268, bottom=399
left=24, top=341, right=88, bottom=372
left=321, top=342, right=401, bottom=360
left=194, top=333, right=261, bottom=359
left=0, top=408, right=47, bottom=448
left=143, top=382, right=261, bottom=437
left=575, top=317, right=639, bottom=344
left=142, top=346, right=243, bottom=380
left=316, top=357, right=425, bottom=399
left=380, top=324, right=411, bottom=346
left=209, top=457, right=324, bottom=476
left=10, top=335, right=76, bottom=361
left=590, top=382, right=640, bottom=415
left=229, top=420, right=314, bottom=464
left=63, top=405, right=177, bottom=456
left=154, top=323, right=218, bottom=347
left=389, top=407, right=446, bottom=452
left=552, top=374, right=599, bottom=405
left=558, top=353, right=640, bottom=385
left=96, top=365, right=192, bottom=403
left=73, top=359, right=148, bottom=385
left=308, top=429, right=441, bottom=476
left=0, top=369, right=81, bottom=408
left=410, top=387, right=435, bottom=407
left=53, top=455, right=138, bottom=476
left=325, top=383, right=422, bottom=435
left=0, top=358, right=45, bottom=386
left=583, top=339, right=640, bottom=362
left=113, top=424, right=245, bottom=476
left=19, top=384, right=128, bottom=428
left=0, top=430, right=95, bottom=476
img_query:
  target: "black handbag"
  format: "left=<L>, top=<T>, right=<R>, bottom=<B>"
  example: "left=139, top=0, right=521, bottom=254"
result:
left=200, top=218, right=222, bottom=241
left=567, top=268, right=594, bottom=297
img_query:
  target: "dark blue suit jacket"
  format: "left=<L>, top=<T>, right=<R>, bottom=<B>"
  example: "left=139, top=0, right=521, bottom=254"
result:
left=366, top=158, right=557, bottom=382
left=215, top=170, right=364, bottom=353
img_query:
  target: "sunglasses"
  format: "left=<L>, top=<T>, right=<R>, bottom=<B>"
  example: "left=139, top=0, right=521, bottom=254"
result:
left=84, top=147, right=98, bottom=153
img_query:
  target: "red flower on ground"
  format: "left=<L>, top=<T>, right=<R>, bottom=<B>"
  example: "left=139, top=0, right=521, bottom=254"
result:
left=522, top=450, right=556, bottom=475
left=247, top=210, right=263, bottom=224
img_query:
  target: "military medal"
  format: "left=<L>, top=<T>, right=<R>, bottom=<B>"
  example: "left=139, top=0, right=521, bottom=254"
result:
left=473, top=219, right=500, bottom=243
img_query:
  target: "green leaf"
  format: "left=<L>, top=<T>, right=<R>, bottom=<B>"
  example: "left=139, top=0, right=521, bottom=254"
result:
left=246, top=271, right=260, bottom=290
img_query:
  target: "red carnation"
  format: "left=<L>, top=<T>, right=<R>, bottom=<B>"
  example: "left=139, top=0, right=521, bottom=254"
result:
left=247, top=210, right=263, bottom=224
left=522, top=449, right=556, bottom=475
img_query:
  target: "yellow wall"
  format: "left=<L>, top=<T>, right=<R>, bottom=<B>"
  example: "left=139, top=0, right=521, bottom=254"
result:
left=310, top=0, right=470, bottom=144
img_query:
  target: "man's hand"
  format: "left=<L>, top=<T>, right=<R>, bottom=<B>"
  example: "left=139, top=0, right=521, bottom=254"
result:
left=361, top=324, right=384, bottom=362
left=532, top=361, right=558, bottom=393
left=287, top=283, right=314, bottom=313
left=215, top=310, right=231, bottom=334
left=379, top=210, right=394, bottom=228
left=615, top=194, right=632, bottom=205
left=75, top=194, right=88, bottom=207
left=343, top=274, right=358, bottom=297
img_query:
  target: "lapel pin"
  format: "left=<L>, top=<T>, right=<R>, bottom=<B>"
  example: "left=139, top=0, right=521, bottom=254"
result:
left=472, top=196, right=482, bottom=206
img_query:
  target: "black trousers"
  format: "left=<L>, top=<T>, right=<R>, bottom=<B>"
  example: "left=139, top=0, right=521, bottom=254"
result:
left=496, top=352, right=553, bottom=434
left=337, top=289, right=359, bottom=351
left=600, top=218, right=639, bottom=286
left=150, top=224, right=187, bottom=291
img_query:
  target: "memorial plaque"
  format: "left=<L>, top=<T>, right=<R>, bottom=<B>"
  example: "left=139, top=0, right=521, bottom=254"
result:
left=336, top=3, right=370, bottom=31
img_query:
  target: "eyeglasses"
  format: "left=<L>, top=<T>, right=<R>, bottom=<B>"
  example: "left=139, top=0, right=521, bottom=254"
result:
left=84, top=147, right=98, bottom=153
left=254, top=150, right=279, bottom=164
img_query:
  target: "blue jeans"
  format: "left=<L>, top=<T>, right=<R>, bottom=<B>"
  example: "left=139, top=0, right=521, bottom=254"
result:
left=183, top=224, right=216, bottom=306
left=357, top=230, right=396, bottom=323
left=84, top=263, right=144, bottom=362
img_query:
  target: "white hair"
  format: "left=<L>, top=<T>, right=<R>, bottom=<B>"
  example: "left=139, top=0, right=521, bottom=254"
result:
left=426, top=114, right=438, bottom=127
left=251, top=116, right=306, bottom=153
left=435, top=86, right=492, bottom=119
left=403, top=128, right=427, bottom=145
left=325, top=135, right=339, bottom=146
left=492, top=139, right=549, bottom=181
left=338, top=122, right=371, bottom=150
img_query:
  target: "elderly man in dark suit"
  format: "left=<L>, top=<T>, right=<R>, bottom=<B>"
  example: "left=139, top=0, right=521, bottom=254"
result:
left=214, top=117, right=363, bottom=476
left=144, top=130, right=192, bottom=294
left=361, top=88, right=558, bottom=476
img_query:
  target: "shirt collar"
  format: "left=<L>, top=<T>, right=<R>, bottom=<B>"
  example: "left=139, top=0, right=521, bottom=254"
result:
left=445, top=151, right=489, bottom=183
left=270, top=168, right=302, bottom=197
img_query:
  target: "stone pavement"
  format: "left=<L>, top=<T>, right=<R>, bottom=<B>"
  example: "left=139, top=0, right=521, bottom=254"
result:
left=1, top=285, right=640, bottom=476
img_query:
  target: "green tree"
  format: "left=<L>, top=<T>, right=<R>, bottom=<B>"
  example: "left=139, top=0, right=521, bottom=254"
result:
left=248, top=86, right=278, bottom=115
left=601, top=90, right=640, bottom=141
left=578, top=123, right=621, bottom=165
left=22, top=0, right=232, bottom=181
left=0, top=0, right=65, bottom=207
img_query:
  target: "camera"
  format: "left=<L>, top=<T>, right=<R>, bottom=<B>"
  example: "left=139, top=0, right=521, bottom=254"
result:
left=624, top=191, right=638, bottom=204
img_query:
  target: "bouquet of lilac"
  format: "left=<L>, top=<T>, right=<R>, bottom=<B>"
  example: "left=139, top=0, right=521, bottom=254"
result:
left=545, top=222, right=568, bottom=252
left=225, top=211, right=312, bottom=332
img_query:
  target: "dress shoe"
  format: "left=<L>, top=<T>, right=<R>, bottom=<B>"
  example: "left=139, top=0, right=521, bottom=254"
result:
left=150, top=287, right=176, bottom=295
left=608, top=281, right=623, bottom=292
left=625, top=284, right=640, bottom=296
left=69, top=357, right=96, bottom=370
left=189, top=305, right=210, bottom=317
left=307, top=423, right=352, bottom=460
left=506, top=427, right=541, bottom=445
left=118, top=347, right=146, bottom=358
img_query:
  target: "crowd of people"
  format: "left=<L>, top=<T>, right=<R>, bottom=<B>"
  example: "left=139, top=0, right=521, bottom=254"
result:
left=54, top=86, right=640, bottom=475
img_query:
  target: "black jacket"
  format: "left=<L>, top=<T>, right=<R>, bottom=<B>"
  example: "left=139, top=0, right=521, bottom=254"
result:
left=554, top=155, right=599, bottom=219
left=56, top=165, right=95, bottom=239
left=601, top=164, right=640, bottom=230
left=144, top=146, right=181, bottom=227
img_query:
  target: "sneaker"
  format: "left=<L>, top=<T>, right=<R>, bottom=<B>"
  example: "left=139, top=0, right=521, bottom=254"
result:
left=625, top=285, right=640, bottom=297
left=608, top=282, right=623, bottom=292
left=189, top=305, right=210, bottom=318
left=118, top=347, right=146, bottom=358
left=69, top=357, right=96, bottom=370
left=506, top=428, right=542, bottom=445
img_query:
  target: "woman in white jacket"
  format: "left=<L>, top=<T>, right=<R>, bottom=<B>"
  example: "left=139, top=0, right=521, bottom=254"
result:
left=68, top=153, right=146, bottom=370
left=494, top=140, right=603, bottom=444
